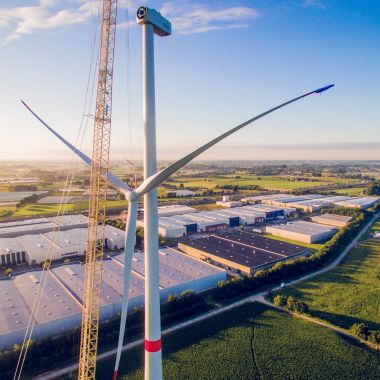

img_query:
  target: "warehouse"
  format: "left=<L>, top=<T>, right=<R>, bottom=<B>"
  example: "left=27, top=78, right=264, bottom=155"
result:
left=284, top=199, right=333, bottom=212
left=241, top=193, right=290, bottom=204
left=0, top=225, right=125, bottom=266
left=266, top=221, right=338, bottom=243
left=311, top=213, right=352, bottom=227
left=216, top=196, right=243, bottom=208
left=0, top=239, right=27, bottom=267
left=0, top=214, right=89, bottom=239
left=158, top=218, right=187, bottom=238
left=156, top=204, right=196, bottom=217
left=334, top=196, right=380, bottom=209
left=0, top=248, right=225, bottom=349
left=138, top=205, right=269, bottom=237
left=179, top=231, right=309, bottom=275
left=243, top=205, right=284, bottom=220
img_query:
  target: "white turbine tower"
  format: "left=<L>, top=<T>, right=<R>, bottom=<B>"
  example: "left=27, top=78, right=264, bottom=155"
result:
left=21, top=6, right=334, bottom=379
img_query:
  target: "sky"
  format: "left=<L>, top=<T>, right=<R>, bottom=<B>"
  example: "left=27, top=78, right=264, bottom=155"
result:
left=0, top=0, right=379, bottom=162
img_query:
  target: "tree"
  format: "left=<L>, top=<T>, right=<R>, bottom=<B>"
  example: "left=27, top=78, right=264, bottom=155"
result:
left=285, top=296, right=297, bottom=311
left=350, top=323, right=369, bottom=340
left=293, top=300, right=309, bottom=313
left=13, top=344, right=21, bottom=353
left=366, top=181, right=380, bottom=196
left=4, top=268, right=13, bottom=277
left=368, top=330, right=380, bottom=345
left=273, top=294, right=287, bottom=307
left=43, top=258, right=51, bottom=269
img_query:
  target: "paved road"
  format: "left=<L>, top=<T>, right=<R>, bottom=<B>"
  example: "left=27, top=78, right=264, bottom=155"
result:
left=34, top=211, right=379, bottom=380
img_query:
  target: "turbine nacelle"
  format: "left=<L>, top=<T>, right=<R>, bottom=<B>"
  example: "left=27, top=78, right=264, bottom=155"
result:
left=136, top=6, right=171, bottom=37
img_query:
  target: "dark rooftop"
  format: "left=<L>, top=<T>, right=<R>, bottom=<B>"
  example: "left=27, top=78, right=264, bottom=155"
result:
left=181, top=231, right=308, bottom=271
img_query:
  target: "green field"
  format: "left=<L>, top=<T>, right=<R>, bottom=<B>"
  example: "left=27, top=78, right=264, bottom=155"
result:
left=12, top=200, right=129, bottom=217
left=281, top=219, right=380, bottom=330
left=169, top=175, right=331, bottom=191
left=333, top=187, right=365, bottom=196
left=89, top=303, right=380, bottom=380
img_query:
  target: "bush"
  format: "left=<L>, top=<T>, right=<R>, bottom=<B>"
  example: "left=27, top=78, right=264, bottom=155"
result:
left=368, top=330, right=380, bottom=345
left=273, top=294, right=287, bottom=307
left=350, top=323, right=369, bottom=340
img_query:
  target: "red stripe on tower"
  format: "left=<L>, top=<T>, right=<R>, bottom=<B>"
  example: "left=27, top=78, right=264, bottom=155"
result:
left=145, top=338, right=162, bottom=352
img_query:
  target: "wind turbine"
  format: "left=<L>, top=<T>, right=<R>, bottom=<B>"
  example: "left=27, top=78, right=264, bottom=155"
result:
left=21, top=5, right=334, bottom=380
left=123, top=157, right=138, bottom=189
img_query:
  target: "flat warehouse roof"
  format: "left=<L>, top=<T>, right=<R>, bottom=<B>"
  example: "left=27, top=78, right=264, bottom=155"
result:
left=267, top=221, right=337, bottom=235
left=115, top=248, right=222, bottom=288
left=218, top=231, right=308, bottom=256
left=51, top=263, right=123, bottom=306
left=180, top=233, right=308, bottom=271
left=312, top=214, right=352, bottom=223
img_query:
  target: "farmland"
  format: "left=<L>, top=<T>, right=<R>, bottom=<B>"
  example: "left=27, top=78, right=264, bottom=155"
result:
left=168, top=175, right=341, bottom=191
left=281, top=219, right=380, bottom=330
left=333, top=187, right=365, bottom=196
left=89, top=303, right=380, bottom=380
left=10, top=200, right=129, bottom=217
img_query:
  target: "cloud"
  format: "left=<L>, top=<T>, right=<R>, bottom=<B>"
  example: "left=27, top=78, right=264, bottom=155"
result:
left=0, top=0, right=100, bottom=43
left=302, top=0, right=326, bottom=9
left=159, top=2, right=261, bottom=35
left=0, top=1, right=259, bottom=42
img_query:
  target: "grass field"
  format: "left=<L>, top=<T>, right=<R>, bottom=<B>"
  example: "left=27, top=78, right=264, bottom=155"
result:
left=333, top=187, right=365, bottom=196
left=169, top=176, right=331, bottom=191
left=12, top=200, right=129, bottom=217
left=281, top=219, right=380, bottom=330
left=88, top=303, right=380, bottom=380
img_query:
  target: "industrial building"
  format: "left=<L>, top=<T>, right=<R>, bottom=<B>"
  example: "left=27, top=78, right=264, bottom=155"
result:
left=156, top=204, right=196, bottom=217
left=0, top=214, right=89, bottom=239
left=0, top=225, right=125, bottom=267
left=334, top=196, right=380, bottom=209
left=243, top=193, right=379, bottom=211
left=179, top=231, right=309, bottom=275
left=0, top=248, right=225, bottom=350
left=216, top=196, right=243, bottom=208
left=166, top=189, right=197, bottom=197
left=266, top=221, right=338, bottom=243
left=139, top=205, right=267, bottom=238
left=241, top=193, right=290, bottom=204
left=311, top=213, right=352, bottom=227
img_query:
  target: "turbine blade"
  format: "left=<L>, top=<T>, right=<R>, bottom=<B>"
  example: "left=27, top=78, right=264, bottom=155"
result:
left=21, top=101, right=131, bottom=194
left=113, top=200, right=139, bottom=379
left=136, top=84, right=334, bottom=197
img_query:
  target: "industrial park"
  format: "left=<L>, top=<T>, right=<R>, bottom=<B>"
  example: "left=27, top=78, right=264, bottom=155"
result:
left=1, top=1, right=380, bottom=380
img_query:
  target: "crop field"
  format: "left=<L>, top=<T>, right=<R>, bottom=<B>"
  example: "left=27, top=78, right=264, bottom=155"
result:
left=169, top=175, right=331, bottom=190
left=333, top=187, right=365, bottom=196
left=89, top=303, right=380, bottom=380
left=11, top=200, right=129, bottom=217
left=281, top=219, right=380, bottom=330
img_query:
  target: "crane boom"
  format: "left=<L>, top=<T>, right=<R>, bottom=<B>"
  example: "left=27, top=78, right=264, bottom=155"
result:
left=78, top=1, right=118, bottom=379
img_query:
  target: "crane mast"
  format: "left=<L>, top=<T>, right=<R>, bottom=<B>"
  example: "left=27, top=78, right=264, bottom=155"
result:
left=78, top=1, right=118, bottom=379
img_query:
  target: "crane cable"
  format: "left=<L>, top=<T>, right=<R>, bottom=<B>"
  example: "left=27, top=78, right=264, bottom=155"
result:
left=13, top=2, right=103, bottom=379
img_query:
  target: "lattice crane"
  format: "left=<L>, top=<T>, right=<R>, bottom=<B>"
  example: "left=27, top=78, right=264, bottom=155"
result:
left=78, top=1, right=118, bottom=379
